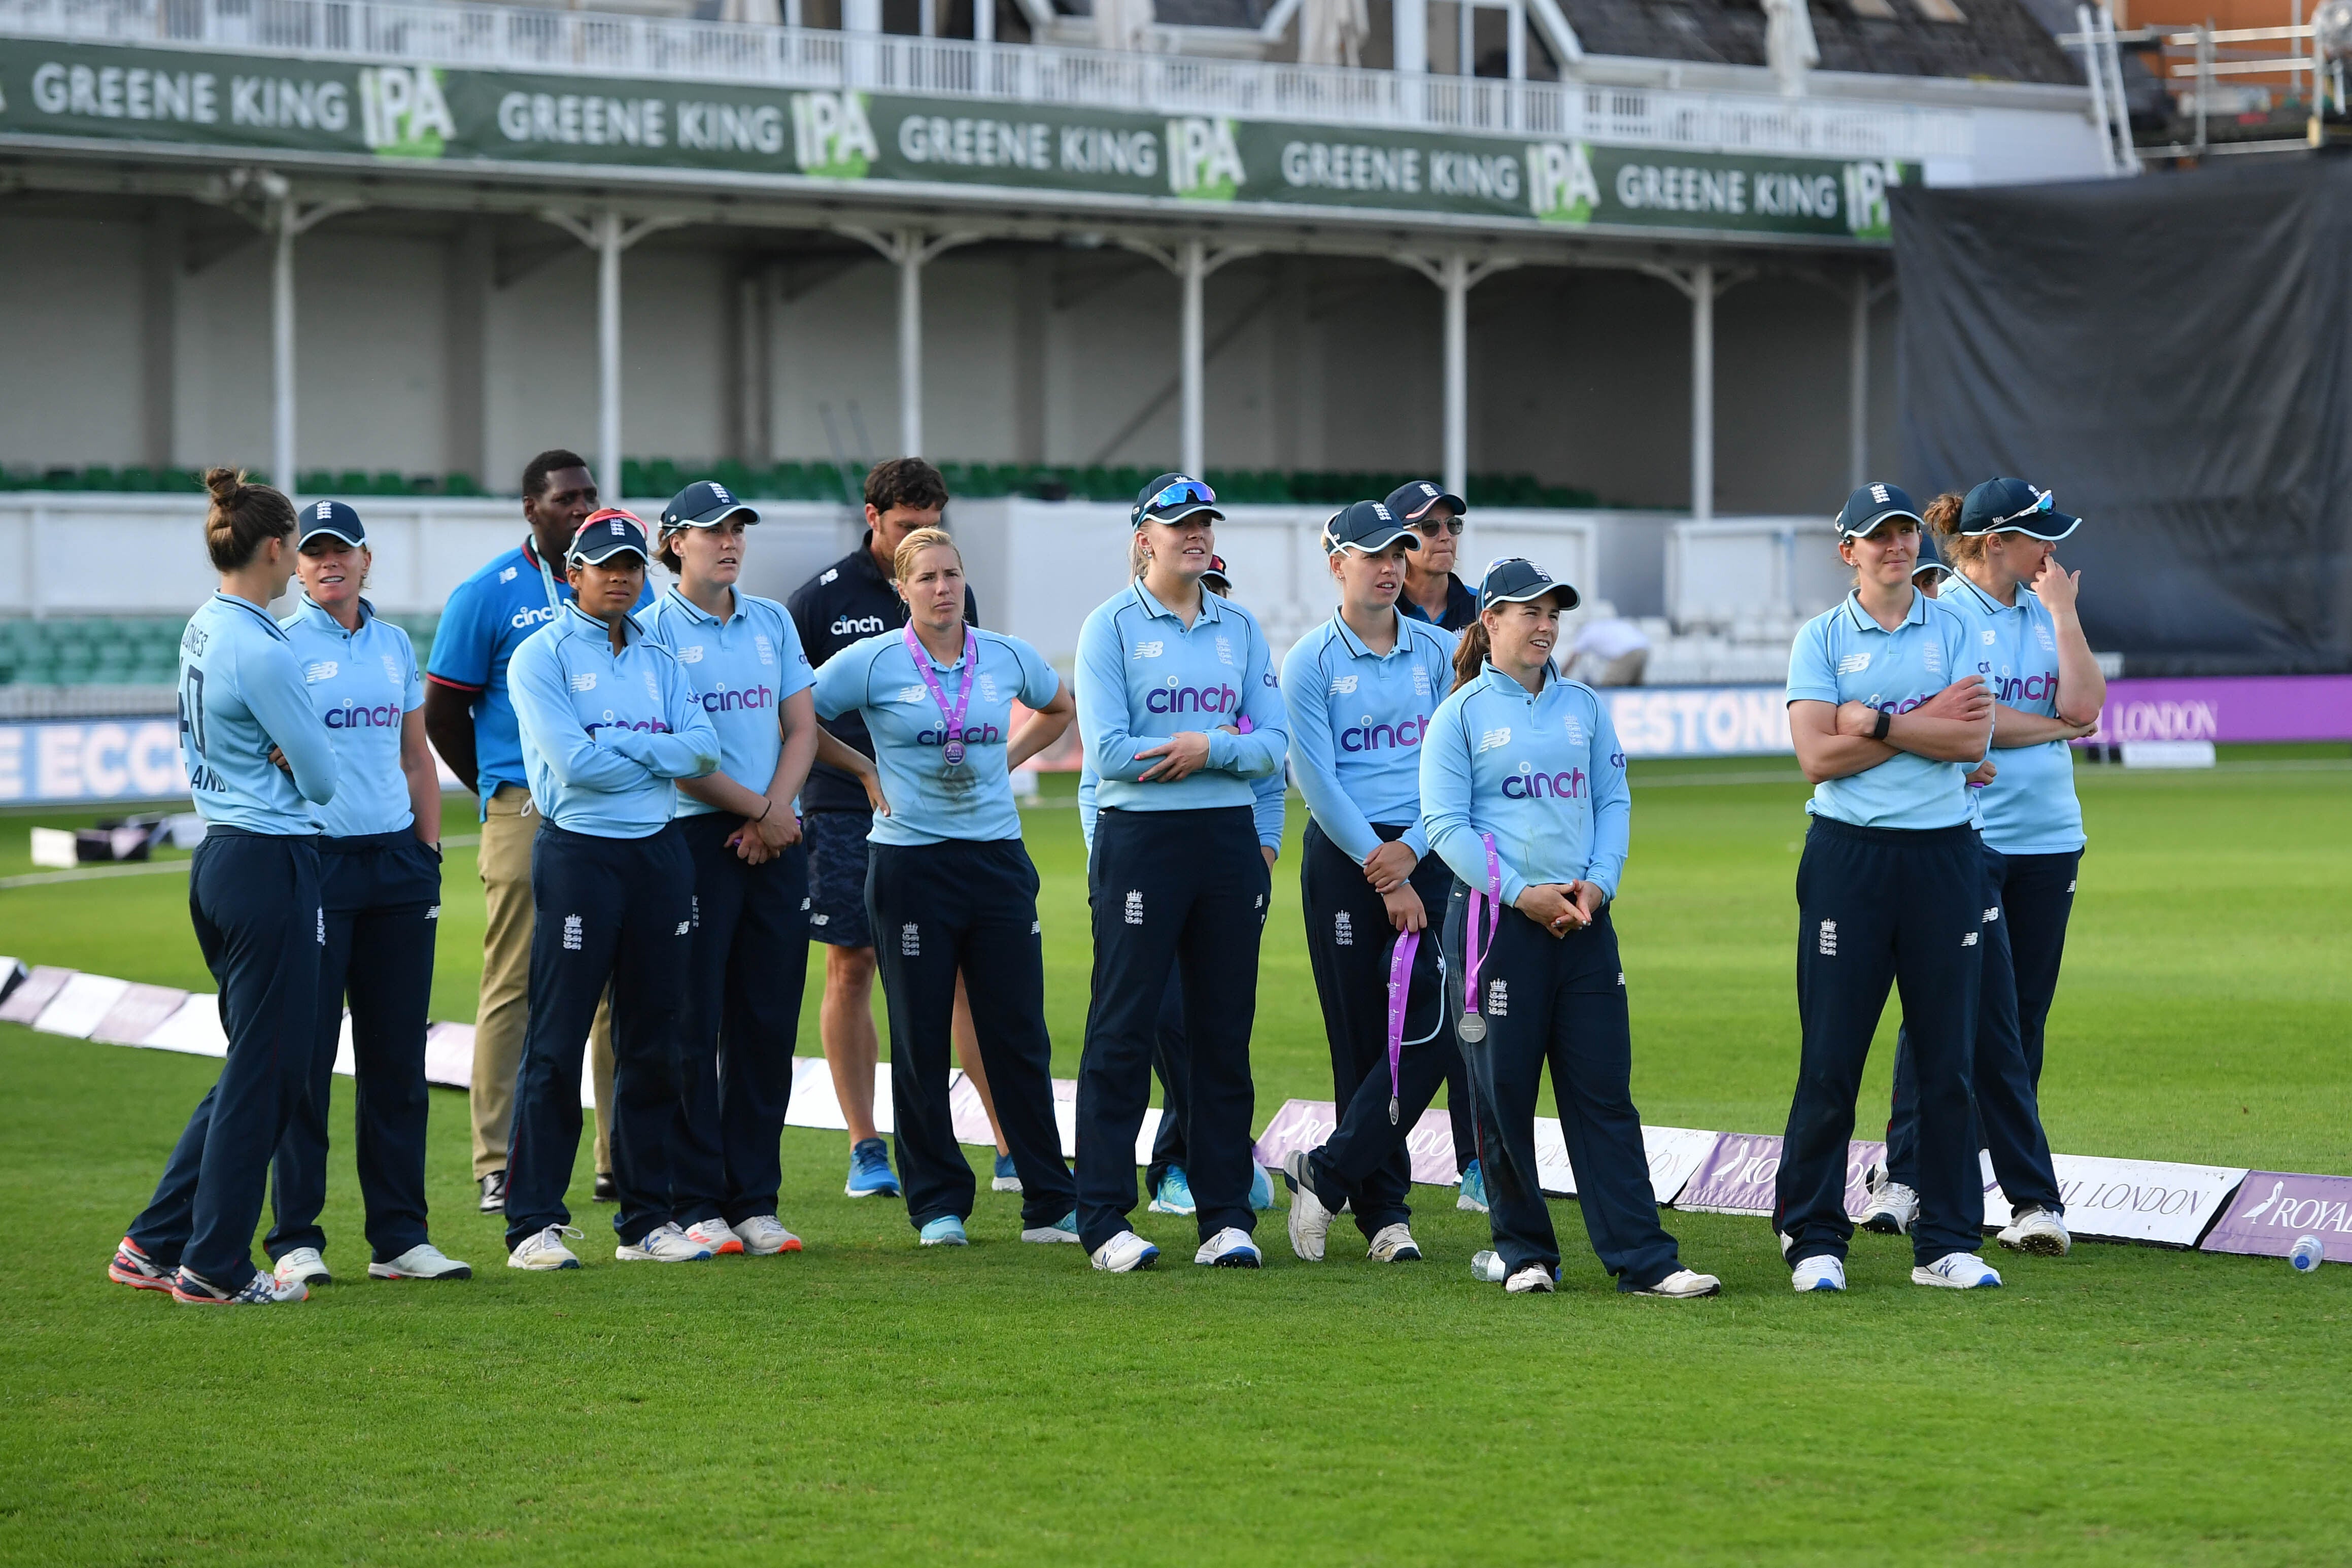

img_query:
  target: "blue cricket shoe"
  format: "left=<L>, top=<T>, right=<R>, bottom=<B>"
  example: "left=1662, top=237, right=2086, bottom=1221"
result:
left=845, top=1137, right=901, bottom=1199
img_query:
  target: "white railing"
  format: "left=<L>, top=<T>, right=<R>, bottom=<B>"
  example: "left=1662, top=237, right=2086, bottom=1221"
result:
left=0, top=0, right=1975, bottom=158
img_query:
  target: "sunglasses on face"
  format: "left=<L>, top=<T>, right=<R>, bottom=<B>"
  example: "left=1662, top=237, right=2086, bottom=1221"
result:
left=1413, top=517, right=1464, bottom=537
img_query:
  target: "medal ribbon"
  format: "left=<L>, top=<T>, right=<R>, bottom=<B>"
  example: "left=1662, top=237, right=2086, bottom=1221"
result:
left=1462, top=833, right=1502, bottom=1027
left=1384, top=928, right=1419, bottom=1125
left=904, top=623, right=978, bottom=762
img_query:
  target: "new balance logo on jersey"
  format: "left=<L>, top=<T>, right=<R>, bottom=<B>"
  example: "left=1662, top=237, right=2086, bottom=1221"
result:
left=901, top=923, right=921, bottom=956
left=1962, top=931, right=1979, bottom=946
left=1477, top=726, right=1511, bottom=753
left=678, top=645, right=705, bottom=663
left=673, top=921, right=691, bottom=936
left=1329, top=675, right=1359, bottom=695
left=1818, top=919, right=1838, bottom=957
left=1334, top=910, right=1354, bottom=946
left=1134, top=640, right=1165, bottom=659
left=1485, top=979, right=1508, bottom=1016
left=563, top=914, right=583, bottom=950
left=499, top=566, right=519, bottom=584
left=1983, top=629, right=1998, bottom=645
left=426, top=905, right=441, bottom=921
left=304, top=661, right=338, bottom=683
left=570, top=672, right=597, bottom=692
left=819, top=567, right=839, bottom=586
left=832, top=615, right=887, bottom=636
left=1837, top=652, right=1871, bottom=675
left=898, top=685, right=928, bottom=704
left=1124, top=891, right=1144, bottom=926
left=1983, top=906, right=2000, bottom=923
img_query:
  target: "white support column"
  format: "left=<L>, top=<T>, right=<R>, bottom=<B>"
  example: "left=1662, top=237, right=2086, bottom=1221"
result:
left=1507, top=0, right=1526, bottom=80
left=1178, top=238, right=1207, bottom=479
left=1690, top=260, right=1714, bottom=525
left=266, top=194, right=360, bottom=490
left=1393, top=0, right=1428, bottom=73
left=838, top=226, right=984, bottom=458
left=1393, top=250, right=1519, bottom=503
left=540, top=208, right=686, bottom=498
left=1848, top=269, right=1869, bottom=495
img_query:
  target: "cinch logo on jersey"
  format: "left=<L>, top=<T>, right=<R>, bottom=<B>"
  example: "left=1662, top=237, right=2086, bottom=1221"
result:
left=509, top=604, right=560, bottom=630
left=326, top=701, right=403, bottom=729
left=832, top=614, right=887, bottom=636
left=1501, top=759, right=1589, bottom=799
left=1339, top=715, right=1429, bottom=753
left=1145, top=680, right=1241, bottom=715
left=698, top=685, right=776, bottom=713
left=918, top=723, right=1002, bottom=748
left=585, top=712, right=674, bottom=739
left=1991, top=671, right=2059, bottom=703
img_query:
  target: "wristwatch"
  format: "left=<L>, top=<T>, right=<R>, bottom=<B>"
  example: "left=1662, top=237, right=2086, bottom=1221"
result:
left=1871, top=709, right=1892, bottom=742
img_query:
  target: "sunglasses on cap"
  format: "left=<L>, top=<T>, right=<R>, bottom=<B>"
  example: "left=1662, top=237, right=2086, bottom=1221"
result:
left=1143, top=479, right=1216, bottom=515
left=1991, top=489, right=2056, bottom=528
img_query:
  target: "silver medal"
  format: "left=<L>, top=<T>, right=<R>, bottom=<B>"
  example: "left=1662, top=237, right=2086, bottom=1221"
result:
left=942, top=739, right=966, bottom=766
left=1457, top=1012, right=1487, bottom=1044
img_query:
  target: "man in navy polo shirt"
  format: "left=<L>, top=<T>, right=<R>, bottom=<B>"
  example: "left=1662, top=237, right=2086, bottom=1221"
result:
left=424, top=449, right=649, bottom=1215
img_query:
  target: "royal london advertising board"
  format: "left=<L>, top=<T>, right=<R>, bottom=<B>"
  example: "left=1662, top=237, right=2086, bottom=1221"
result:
left=0, top=39, right=1913, bottom=240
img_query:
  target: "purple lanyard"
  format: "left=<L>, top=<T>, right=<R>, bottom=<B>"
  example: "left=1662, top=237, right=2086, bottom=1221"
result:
left=903, top=624, right=978, bottom=767
left=1458, top=833, right=1501, bottom=1043
left=1384, top=929, right=1420, bottom=1125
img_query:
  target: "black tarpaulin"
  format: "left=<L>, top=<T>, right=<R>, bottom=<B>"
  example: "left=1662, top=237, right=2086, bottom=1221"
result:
left=1894, top=158, right=2352, bottom=675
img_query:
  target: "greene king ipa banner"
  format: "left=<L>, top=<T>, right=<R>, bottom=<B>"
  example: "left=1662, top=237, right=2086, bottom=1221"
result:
left=0, top=38, right=1911, bottom=238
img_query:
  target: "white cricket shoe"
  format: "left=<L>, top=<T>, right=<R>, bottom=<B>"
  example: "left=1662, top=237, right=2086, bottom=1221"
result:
left=1366, top=1223, right=1422, bottom=1263
left=733, top=1215, right=803, bottom=1255
left=1632, top=1268, right=1722, bottom=1299
left=1790, top=1255, right=1847, bottom=1292
left=1470, top=1249, right=1508, bottom=1283
left=616, top=1222, right=713, bottom=1263
left=1859, top=1163, right=1920, bottom=1235
left=1998, top=1207, right=2071, bottom=1256
left=507, top=1226, right=583, bottom=1271
left=1281, top=1150, right=1334, bottom=1262
left=1089, top=1230, right=1160, bottom=1273
left=1913, top=1252, right=2002, bottom=1289
left=368, top=1243, right=471, bottom=1281
left=681, top=1217, right=744, bottom=1256
left=273, top=1247, right=331, bottom=1288
left=1504, top=1264, right=1555, bottom=1294
left=1019, top=1212, right=1081, bottom=1244
left=1195, top=1227, right=1263, bottom=1268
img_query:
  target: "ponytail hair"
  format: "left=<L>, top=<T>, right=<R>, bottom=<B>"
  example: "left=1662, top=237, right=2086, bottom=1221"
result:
left=1922, top=490, right=1985, bottom=568
left=1128, top=531, right=1150, bottom=578
left=655, top=527, right=685, bottom=576
left=1450, top=615, right=1489, bottom=693
left=201, top=466, right=295, bottom=571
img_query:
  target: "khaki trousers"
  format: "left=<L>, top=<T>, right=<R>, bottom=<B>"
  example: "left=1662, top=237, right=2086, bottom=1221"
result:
left=470, top=785, right=615, bottom=1179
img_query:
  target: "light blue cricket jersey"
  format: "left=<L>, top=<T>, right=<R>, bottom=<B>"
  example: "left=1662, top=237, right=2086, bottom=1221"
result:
left=1420, top=663, right=1630, bottom=904
left=1077, top=762, right=1287, bottom=855
left=1786, top=589, right=1979, bottom=832
left=176, top=592, right=338, bottom=834
left=1282, top=611, right=1457, bottom=864
left=1074, top=580, right=1289, bottom=817
left=814, top=626, right=1062, bottom=847
left=635, top=586, right=816, bottom=818
left=1937, top=573, right=2086, bottom=856
left=508, top=603, right=718, bottom=839
left=280, top=597, right=423, bottom=838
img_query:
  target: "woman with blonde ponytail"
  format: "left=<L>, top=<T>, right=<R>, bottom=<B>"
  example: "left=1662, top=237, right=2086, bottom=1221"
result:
left=111, top=468, right=340, bottom=1307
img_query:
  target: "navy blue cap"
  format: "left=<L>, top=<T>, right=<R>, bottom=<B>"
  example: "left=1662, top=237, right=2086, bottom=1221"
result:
left=1476, top=556, right=1579, bottom=612
left=662, top=479, right=759, bottom=531
left=1132, top=472, right=1222, bottom=528
left=1385, top=480, right=1464, bottom=523
left=1835, top=482, right=1925, bottom=540
left=1320, top=499, right=1419, bottom=555
left=1911, top=533, right=1952, bottom=584
left=570, top=509, right=652, bottom=566
left=1959, top=477, right=2081, bottom=541
left=1201, top=554, right=1233, bottom=594
left=297, top=499, right=366, bottom=549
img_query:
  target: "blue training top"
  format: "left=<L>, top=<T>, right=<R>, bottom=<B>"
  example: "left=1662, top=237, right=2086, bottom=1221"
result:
left=813, top=626, right=1061, bottom=847
left=426, top=538, right=653, bottom=810
left=508, top=603, right=718, bottom=839
left=1420, top=662, right=1630, bottom=904
left=1282, top=611, right=1457, bottom=864
left=280, top=596, right=423, bottom=838
left=1074, top=580, right=1289, bottom=818
left=177, top=591, right=338, bottom=834
left=635, top=586, right=816, bottom=819
left=1936, top=572, right=2086, bottom=856
left=1786, top=589, right=1980, bottom=833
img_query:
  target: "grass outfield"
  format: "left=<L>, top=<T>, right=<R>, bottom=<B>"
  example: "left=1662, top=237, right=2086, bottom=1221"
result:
left=1, top=753, right=2347, bottom=1564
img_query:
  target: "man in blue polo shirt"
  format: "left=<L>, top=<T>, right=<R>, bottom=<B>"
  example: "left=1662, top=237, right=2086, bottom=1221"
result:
left=424, top=449, right=649, bottom=1214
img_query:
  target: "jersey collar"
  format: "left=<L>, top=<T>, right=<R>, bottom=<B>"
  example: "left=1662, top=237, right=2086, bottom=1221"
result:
left=1476, top=658, right=1555, bottom=699
left=1131, top=577, right=1225, bottom=626
left=1941, top=572, right=2019, bottom=617
left=1327, top=610, right=1411, bottom=661
left=562, top=601, right=642, bottom=645
left=1839, top=587, right=1929, bottom=635
left=212, top=591, right=290, bottom=639
left=293, top=594, right=376, bottom=634
left=663, top=585, right=741, bottom=626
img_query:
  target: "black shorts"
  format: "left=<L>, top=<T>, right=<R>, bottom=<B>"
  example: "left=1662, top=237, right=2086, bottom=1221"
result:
left=803, top=809, right=874, bottom=949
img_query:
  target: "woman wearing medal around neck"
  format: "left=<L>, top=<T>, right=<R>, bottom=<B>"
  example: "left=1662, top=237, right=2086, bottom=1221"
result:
left=1419, top=558, right=1719, bottom=1299
left=811, top=527, right=1081, bottom=1248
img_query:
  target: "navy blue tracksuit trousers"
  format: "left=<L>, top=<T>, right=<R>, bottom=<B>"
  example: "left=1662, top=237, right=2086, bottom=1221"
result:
left=1776, top=817, right=1985, bottom=1269
left=266, top=831, right=440, bottom=1265
left=1077, top=805, right=1268, bottom=1252
left=1884, top=843, right=2075, bottom=1216
left=867, top=837, right=1076, bottom=1233
left=1144, top=973, right=1190, bottom=1195
left=128, top=829, right=323, bottom=1290
left=503, top=822, right=694, bottom=1253
left=1446, top=889, right=1682, bottom=1290
left=1298, top=820, right=1452, bottom=1239
left=672, top=813, right=808, bottom=1229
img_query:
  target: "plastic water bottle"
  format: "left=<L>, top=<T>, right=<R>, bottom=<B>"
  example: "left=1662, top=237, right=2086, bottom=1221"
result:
left=1471, top=1249, right=1506, bottom=1283
left=2290, top=1235, right=2325, bottom=1273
